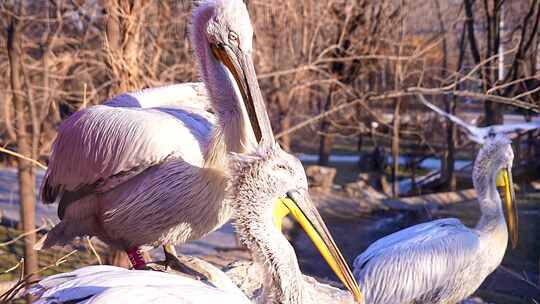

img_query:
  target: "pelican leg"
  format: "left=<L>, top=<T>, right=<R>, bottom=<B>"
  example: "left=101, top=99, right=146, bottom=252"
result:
left=126, top=246, right=146, bottom=270
left=161, top=245, right=211, bottom=281
left=163, top=244, right=178, bottom=263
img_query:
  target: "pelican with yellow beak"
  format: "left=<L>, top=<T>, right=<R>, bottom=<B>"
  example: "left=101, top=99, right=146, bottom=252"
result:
left=36, top=0, right=273, bottom=269
left=347, top=96, right=519, bottom=304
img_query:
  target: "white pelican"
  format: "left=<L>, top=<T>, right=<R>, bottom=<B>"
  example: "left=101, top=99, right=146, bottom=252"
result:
left=349, top=96, right=521, bottom=303
left=36, top=0, right=268, bottom=269
left=28, top=105, right=365, bottom=304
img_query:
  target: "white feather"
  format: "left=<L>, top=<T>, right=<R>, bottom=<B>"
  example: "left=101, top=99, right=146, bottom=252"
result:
left=29, top=265, right=250, bottom=304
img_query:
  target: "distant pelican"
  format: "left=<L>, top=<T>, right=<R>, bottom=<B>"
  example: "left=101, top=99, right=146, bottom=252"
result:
left=28, top=94, right=364, bottom=304
left=349, top=96, right=520, bottom=303
left=36, top=0, right=268, bottom=269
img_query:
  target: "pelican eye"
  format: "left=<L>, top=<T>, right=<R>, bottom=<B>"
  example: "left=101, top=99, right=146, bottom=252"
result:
left=275, top=164, right=288, bottom=171
left=228, top=31, right=240, bottom=45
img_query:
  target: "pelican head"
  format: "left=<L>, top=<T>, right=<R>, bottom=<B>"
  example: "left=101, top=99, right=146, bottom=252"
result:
left=229, top=142, right=363, bottom=303
left=192, top=0, right=269, bottom=142
left=474, top=134, right=518, bottom=248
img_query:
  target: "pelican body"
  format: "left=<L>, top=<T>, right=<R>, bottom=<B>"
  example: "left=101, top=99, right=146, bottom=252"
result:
left=353, top=108, right=519, bottom=302
left=37, top=0, right=265, bottom=268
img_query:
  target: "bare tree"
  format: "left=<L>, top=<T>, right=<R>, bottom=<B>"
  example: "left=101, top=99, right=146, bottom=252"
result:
left=437, top=0, right=458, bottom=191
left=5, top=2, right=39, bottom=301
left=104, top=0, right=151, bottom=95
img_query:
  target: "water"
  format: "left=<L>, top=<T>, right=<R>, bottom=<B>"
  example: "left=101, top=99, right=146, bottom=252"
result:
left=297, top=153, right=471, bottom=171
left=298, top=153, right=472, bottom=193
left=0, top=168, right=53, bottom=227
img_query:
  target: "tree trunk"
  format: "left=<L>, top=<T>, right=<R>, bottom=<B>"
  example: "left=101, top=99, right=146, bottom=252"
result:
left=391, top=99, right=401, bottom=197
left=2, top=92, right=16, bottom=143
left=357, top=72, right=374, bottom=168
left=278, top=114, right=290, bottom=151
left=442, top=98, right=457, bottom=191
left=276, top=93, right=290, bottom=151
left=318, top=90, right=334, bottom=166
left=464, top=0, right=504, bottom=125
left=484, top=102, right=503, bottom=125
left=319, top=133, right=333, bottom=167
left=317, top=4, right=365, bottom=167
left=392, top=0, right=405, bottom=198
left=356, top=125, right=363, bottom=168
left=7, top=7, right=39, bottom=302
left=410, top=156, right=418, bottom=195
left=104, top=0, right=148, bottom=95
left=436, top=0, right=456, bottom=191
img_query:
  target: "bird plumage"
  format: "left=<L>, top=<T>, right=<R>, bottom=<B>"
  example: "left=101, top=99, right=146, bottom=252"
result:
left=38, top=85, right=231, bottom=250
left=42, top=95, right=213, bottom=204
left=354, top=218, right=482, bottom=303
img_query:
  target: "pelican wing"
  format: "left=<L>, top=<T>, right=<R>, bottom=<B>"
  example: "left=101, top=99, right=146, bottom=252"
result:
left=417, top=95, right=485, bottom=143
left=29, top=265, right=250, bottom=304
left=105, top=83, right=211, bottom=111
left=353, top=218, right=480, bottom=303
left=41, top=85, right=214, bottom=220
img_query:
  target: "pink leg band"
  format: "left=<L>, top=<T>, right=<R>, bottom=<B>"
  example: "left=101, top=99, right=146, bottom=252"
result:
left=126, top=246, right=146, bottom=270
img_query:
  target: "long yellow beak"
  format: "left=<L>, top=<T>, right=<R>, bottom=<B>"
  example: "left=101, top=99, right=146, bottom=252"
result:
left=274, top=191, right=364, bottom=303
left=496, top=168, right=518, bottom=249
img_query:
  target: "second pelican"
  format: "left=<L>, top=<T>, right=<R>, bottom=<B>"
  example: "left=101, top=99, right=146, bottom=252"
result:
left=36, top=0, right=265, bottom=269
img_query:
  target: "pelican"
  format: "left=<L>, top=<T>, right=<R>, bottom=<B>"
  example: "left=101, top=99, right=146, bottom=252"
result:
left=36, top=0, right=268, bottom=269
left=28, top=92, right=365, bottom=304
left=349, top=96, right=520, bottom=303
